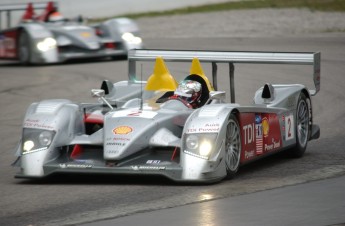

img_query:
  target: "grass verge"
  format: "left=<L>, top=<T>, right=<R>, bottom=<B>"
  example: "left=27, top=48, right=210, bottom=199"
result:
left=91, top=0, right=345, bottom=22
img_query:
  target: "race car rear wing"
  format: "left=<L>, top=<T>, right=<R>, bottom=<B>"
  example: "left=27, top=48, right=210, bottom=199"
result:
left=128, top=49, right=320, bottom=103
left=0, top=1, right=57, bottom=29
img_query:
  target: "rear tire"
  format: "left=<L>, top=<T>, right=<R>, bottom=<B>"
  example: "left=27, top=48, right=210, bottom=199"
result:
left=224, top=114, right=241, bottom=179
left=289, top=92, right=310, bottom=158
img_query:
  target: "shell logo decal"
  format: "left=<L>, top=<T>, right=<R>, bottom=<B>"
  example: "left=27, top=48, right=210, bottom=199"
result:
left=262, top=117, right=269, bottom=137
left=81, top=32, right=91, bottom=38
left=113, top=126, right=133, bottom=135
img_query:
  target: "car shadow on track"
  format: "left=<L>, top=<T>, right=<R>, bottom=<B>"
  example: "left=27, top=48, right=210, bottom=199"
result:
left=15, top=151, right=299, bottom=186
left=16, top=173, right=179, bottom=186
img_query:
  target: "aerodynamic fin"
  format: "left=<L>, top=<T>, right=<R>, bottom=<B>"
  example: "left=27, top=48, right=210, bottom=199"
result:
left=189, top=58, right=214, bottom=91
left=262, top=83, right=274, bottom=99
left=145, top=57, right=178, bottom=91
left=21, top=3, right=35, bottom=21
left=36, top=1, right=56, bottom=21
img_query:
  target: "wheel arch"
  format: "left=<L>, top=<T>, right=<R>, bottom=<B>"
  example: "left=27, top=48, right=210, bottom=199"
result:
left=300, top=88, right=313, bottom=138
left=23, top=99, right=84, bottom=146
left=230, top=108, right=240, bottom=119
left=223, top=110, right=242, bottom=179
left=180, top=104, right=240, bottom=181
left=17, top=23, right=58, bottom=64
left=20, top=99, right=84, bottom=177
left=16, top=26, right=33, bottom=63
left=289, top=90, right=311, bottom=158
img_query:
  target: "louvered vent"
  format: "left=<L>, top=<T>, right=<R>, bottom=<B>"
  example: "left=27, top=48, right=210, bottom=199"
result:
left=35, top=100, right=71, bottom=114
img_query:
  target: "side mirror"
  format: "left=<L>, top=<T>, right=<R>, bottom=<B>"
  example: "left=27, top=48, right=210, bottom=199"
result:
left=91, top=89, right=105, bottom=98
left=209, top=91, right=226, bottom=101
left=91, top=89, right=113, bottom=109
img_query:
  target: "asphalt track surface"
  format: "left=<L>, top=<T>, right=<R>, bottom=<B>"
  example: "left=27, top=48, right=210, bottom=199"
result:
left=1, top=36, right=345, bottom=226
left=83, top=175, right=345, bottom=226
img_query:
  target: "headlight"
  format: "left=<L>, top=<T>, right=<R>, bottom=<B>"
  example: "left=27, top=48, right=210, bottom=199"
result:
left=199, top=140, right=213, bottom=156
left=22, top=129, right=55, bottom=155
left=186, top=135, right=198, bottom=149
left=37, top=37, right=57, bottom=52
left=38, top=131, right=53, bottom=146
left=184, top=133, right=217, bottom=160
left=23, top=140, right=34, bottom=152
left=121, top=32, right=142, bottom=44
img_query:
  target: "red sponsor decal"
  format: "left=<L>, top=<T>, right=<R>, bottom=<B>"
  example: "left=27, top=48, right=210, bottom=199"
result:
left=261, top=113, right=281, bottom=153
left=0, top=30, right=17, bottom=59
left=239, top=113, right=256, bottom=162
left=239, top=113, right=282, bottom=163
left=127, top=111, right=141, bottom=116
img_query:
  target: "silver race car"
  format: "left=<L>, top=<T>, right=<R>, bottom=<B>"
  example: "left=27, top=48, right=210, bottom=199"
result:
left=13, top=49, right=321, bottom=183
left=0, top=2, right=143, bottom=64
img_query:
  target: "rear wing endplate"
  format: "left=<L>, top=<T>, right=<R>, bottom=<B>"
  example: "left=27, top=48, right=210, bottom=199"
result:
left=128, top=49, right=320, bottom=102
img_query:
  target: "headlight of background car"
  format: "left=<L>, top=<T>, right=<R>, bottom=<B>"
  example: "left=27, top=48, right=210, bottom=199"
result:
left=37, top=37, right=57, bottom=52
left=183, top=133, right=217, bottom=160
left=121, top=32, right=142, bottom=44
left=22, top=129, right=55, bottom=155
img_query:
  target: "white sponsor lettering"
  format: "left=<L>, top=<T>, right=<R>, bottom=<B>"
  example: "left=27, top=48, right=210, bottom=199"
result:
left=24, top=119, right=55, bottom=130
left=243, top=123, right=255, bottom=145
left=59, top=164, right=93, bottom=169
left=132, top=166, right=166, bottom=170
left=198, top=127, right=219, bottom=132
left=106, top=149, right=120, bottom=154
left=264, top=138, right=281, bottom=151
left=146, top=160, right=161, bottom=164
left=244, top=150, right=255, bottom=159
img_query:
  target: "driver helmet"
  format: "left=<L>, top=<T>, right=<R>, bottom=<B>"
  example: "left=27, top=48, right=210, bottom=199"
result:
left=48, top=12, right=64, bottom=23
left=174, top=80, right=202, bottom=107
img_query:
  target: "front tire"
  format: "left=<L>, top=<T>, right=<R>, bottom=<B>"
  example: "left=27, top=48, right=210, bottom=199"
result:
left=18, top=31, right=31, bottom=65
left=290, top=92, right=310, bottom=157
left=225, top=114, right=241, bottom=179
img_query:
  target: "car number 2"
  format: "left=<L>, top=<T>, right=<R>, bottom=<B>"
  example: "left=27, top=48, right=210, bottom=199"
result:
left=285, top=114, right=294, bottom=141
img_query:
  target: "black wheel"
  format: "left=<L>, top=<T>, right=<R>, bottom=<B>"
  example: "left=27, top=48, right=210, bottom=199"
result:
left=18, top=31, right=31, bottom=65
left=290, top=92, right=310, bottom=157
left=224, top=114, right=241, bottom=179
